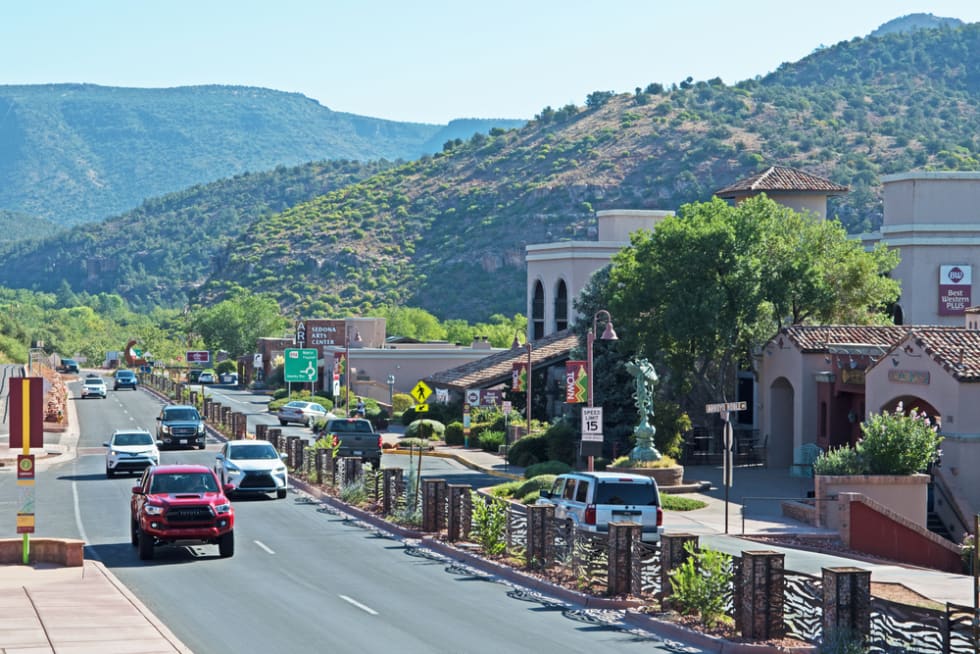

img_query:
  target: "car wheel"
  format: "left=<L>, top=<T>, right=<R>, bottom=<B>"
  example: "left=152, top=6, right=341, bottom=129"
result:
left=279, top=420, right=288, bottom=426
left=369, top=458, right=380, bottom=470
left=198, top=441, right=206, bottom=450
left=277, top=488, right=287, bottom=499
left=218, top=530, right=235, bottom=558
left=106, top=467, right=114, bottom=478
left=138, top=528, right=155, bottom=560
left=130, top=520, right=139, bottom=547
left=306, top=416, right=314, bottom=427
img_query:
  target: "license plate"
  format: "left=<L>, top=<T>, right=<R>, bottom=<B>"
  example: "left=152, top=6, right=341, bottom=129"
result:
left=613, top=510, right=640, bottom=517
left=353, top=450, right=363, bottom=456
left=180, top=439, right=186, bottom=445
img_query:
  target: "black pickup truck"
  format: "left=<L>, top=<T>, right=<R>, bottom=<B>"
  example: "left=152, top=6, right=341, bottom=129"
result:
left=321, top=418, right=382, bottom=469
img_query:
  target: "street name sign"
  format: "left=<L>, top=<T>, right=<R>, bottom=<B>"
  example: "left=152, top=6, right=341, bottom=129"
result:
left=284, top=348, right=318, bottom=382
left=705, top=401, right=747, bottom=413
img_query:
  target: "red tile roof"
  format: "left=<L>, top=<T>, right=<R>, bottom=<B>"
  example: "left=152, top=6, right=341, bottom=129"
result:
left=906, top=328, right=980, bottom=381
left=715, top=166, right=849, bottom=197
left=425, top=330, right=578, bottom=391
left=777, top=325, right=913, bottom=353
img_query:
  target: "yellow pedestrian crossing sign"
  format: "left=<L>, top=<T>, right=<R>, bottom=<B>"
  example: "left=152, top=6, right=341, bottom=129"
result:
left=411, top=380, right=432, bottom=405
left=415, top=403, right=429, bottom=412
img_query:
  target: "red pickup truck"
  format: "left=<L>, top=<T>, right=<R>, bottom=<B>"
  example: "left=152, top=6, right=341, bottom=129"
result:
left=131, top=464, right=235, bottom=560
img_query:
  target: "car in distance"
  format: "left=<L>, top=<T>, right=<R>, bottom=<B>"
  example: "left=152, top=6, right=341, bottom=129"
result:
left=277, top=400, right=332, bottom=427
left=214, top=440, right=288, bottom=499
left=60, top=358, right=80, bottom=374
left=156, top=404, right=207, bottom=449
left=537, top=471, right=663, bottom=542
left=198, top=371, right=216, bottom=384
left=130, top=464, right=235, bottom=560
left=320, top=418, right=382, bottom=469
left=104, top=429, right=160, bottom=477
left=81, top=376, right=108, bottom=399
left=114, top=369, right=139, bottom=390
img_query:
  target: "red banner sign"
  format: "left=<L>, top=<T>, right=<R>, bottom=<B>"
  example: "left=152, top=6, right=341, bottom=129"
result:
left=565, top=361, right=588, bottom=404
left=9, top=377, right=43, bottom=450
left=511, top=362, right=527, bottom=392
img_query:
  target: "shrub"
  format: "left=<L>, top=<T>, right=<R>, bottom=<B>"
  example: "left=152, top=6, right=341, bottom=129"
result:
left=669, top=542, right=733, bottom=628
left=813, top=402, right=942, bottom=475
left=514, top=475, right=555, bottom=500
left=392, top=392, right=414, bottom=413
left=524, top=460, right=571, bottom=478
left=479, top=430, right=505, bottom=452
left=487, top=480, right=523, bottom=498
left=444, top=421, right=464, bottom=446
left=610, top=455, right=678, bottom=468
left=662, top=495, right=708, bottom=511
left=397, top=437, right=434, bottom=451
left=469, top=492, right=507, bottom=555
left=508, top=433, right=548, bottom=467
left=545, top=419, right=578, bottom=464
left=405, top=419, right=445, bottom=440
left=215, top=360, right=236, bottom=374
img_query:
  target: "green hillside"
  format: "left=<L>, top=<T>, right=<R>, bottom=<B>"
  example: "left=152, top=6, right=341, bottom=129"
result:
left=5, top=21, right=980, bottom=324
left=0, top=84, right=525, bottom=229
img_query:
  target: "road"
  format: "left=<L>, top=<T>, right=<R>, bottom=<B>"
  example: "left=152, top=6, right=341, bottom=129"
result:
left=0, top=380, right=704, bottom=654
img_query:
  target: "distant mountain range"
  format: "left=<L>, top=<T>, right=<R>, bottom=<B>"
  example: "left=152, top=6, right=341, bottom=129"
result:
left=1, top=14, right=979, bottom=324
left=0, top=84, right=525, bottom=229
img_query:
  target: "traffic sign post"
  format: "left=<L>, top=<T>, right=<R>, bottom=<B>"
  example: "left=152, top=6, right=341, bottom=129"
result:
left=284, top=348, right=318, bottom=383
left=705, top=401, right=748, bottom=534
left=581, top=406, right=603, bottom=442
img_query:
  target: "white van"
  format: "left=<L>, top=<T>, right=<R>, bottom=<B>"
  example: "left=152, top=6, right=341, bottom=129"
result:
left=537, top=471, right=662, bottom=541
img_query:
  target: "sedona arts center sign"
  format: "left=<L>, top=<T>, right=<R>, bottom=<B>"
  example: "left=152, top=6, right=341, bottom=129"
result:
left=939, top=264, right=971, bottom=315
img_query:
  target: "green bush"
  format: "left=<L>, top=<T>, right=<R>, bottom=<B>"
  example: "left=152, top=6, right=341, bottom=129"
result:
left=524, top=460, right=571, bottom=478
left=444, top=421, right=464, bottom=446
left=405, top=419, right=445, bottom=440
left=215, top=360, right=237, bottom=374
left=487, top=480, right=523, bottom=498
left=669, top=542, right=733, bottom=629
left=397, top=437, right=434, bottom=451
left=392, top=392, right=414, bottom=413
left=813, top=402, right=942, bottom=475
left=479, top=430, right=505, bottom=452
left=508, top=433, right=548, bottom=467
left=545, top=419, right=578, bottom=464
left=514, top=475, right=555, bottom=500
left=469, top=492, right=507, bottom=555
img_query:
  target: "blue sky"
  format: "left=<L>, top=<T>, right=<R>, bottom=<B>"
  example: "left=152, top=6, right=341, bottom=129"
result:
left=4, top=1, right=980, bottom=124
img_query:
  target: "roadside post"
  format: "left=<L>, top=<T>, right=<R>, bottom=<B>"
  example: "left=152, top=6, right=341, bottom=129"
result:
left=705, top=401, right=747, bottom=534
left=463, top=403, right=471, bottom=449
left=502, top=400, right=512, bottom=471
left=10, top=378, right=43, bottom=564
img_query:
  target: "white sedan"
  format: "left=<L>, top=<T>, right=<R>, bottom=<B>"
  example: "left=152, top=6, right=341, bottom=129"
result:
left=104, top=429, right=160, bottom=478
left=214, top=440, right=288, bottom=499
left=277, top=400, right=333, bottom=427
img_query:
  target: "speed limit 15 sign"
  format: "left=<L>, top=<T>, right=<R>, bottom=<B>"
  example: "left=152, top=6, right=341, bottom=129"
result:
left=581, top=407, right=603, bottom=441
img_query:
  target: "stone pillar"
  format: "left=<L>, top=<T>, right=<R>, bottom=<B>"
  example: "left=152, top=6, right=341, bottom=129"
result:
left=822, top=567, right=871, bottom=644
left=233, top=412, right=246, bottom=438
left=221, top=406, right=231, bottom=427
left=446, top=484, right=470, bottom=542
left=190, top=391, right=198, bottom=407
left=659, top=533, right=699, bottom=608
left=203, top=397, right=212, bottom=421
left=737, top=550, right=785, bottom=640
left=607, top=522, right=642, bottom=597
left=255, top=423, right=268, bottom=441
left=286, top=436, right=302, bottom=469
left=526, top=504, right=555, bottom=569
left=421, top=478, right=447, bottom=533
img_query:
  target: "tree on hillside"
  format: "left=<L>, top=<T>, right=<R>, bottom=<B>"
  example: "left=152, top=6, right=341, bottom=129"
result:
left=607, top=196, right=900, bottom=419
left=190, top=291, right=287, bottom=357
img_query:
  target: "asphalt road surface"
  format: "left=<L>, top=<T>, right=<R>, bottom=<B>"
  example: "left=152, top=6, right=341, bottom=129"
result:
left=0, top=380, right=705, bottom=654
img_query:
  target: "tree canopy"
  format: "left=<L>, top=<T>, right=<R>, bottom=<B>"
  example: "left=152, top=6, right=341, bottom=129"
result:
left=607, top=196, right=900, bottom=418
left=189, top=290, right=288, bottom=358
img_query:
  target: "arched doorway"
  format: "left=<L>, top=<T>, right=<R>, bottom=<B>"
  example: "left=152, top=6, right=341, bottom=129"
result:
left=879, top=395, right=941, bottom=424
left=769, top=377, right=795, bottom=468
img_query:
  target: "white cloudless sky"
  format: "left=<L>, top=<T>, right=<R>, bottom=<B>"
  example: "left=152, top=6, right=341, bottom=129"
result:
left=3, top=1, right=980, bottom=124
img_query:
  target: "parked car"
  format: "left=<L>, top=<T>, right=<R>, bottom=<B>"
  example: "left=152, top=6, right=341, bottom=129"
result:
left=81, top=376, right=107, bottom=399
left=114, top=369, right=138, bottom=390
left=537, top=471, right=662, bottom=542
left=59, top=358, right=80, bottom=374
left=130, top=464, right=235, bottom=560
left=198, top=371, right=216, bottom=384
left=214, top=440, right=288, bottom=499
left=104, top=429, right=160, bottom=477
left=277, top=400, right=333, bottom=427
left=156, top=404, right=206, bottom=449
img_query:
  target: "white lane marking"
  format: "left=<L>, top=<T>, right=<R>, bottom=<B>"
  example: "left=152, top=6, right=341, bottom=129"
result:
left=254, top=540, right=275, bottom=555
left=339, top=595, right=378, bottom=615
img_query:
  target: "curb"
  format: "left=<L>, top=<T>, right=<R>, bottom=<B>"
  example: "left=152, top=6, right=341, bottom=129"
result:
left=289, top=475, right=814, bottom=652
left=388, top=448, right=523, bottom=480
left=90, top=560, right=194, bottom=653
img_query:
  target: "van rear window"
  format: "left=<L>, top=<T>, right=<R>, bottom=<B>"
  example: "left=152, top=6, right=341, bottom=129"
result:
left=595, top=483, right=657, bottom=505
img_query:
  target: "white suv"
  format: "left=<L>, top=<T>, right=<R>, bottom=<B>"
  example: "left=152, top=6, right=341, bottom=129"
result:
left=104, top=429, right=161, bottom=478
left=537, top=471, right=663, bottom=541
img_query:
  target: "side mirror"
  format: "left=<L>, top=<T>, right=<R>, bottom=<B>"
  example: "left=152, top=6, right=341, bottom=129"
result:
left=155, top=440, right=163, bottom=447
left=540, top=490, right=551, bottom=499
left=102, top=442, right=109, bottom=447
left=156, top=416, right=162, bottom=421
left=279, top=452, right=288, bottom=461
left=132, top=486, right=144, bottom=495
left=215, top=454, right=224, bottom=461
left=223, top=484, right=235, bottom=495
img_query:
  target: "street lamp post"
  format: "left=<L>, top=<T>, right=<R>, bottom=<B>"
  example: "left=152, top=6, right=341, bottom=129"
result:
left=345, top=324, right=352, bottom=416
left=586, top=309, right=618, bottom=471
left=386, top=373, right=396, bottom=413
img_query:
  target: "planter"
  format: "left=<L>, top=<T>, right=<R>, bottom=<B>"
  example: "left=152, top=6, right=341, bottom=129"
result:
left=613, top=465, right=685, bottom=487
left=814, top=473, right=929, bottom=530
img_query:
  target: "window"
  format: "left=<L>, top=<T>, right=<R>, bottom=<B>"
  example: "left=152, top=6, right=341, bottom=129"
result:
left=554, top=279, right=568, bottom=332
left=562, top=479, right=577, bottom=500
left=532, top=281, right=545, bottom=340
left=575, top=479, right=589, bottom=503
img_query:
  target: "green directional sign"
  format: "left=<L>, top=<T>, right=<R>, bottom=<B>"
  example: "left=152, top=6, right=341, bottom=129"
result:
left=284, top=348, right=318, bottom=383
